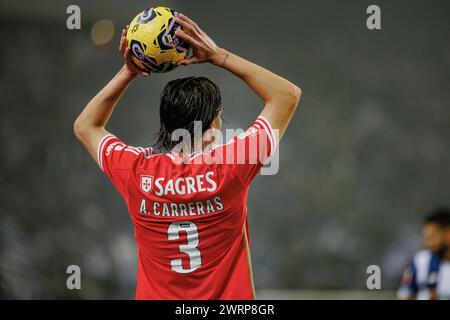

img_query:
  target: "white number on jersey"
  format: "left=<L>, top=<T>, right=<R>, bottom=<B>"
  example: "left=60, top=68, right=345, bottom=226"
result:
left=167, top=221, right=202, bottom=273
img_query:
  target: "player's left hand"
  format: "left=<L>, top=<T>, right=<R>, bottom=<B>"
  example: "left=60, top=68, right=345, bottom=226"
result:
left=174, top=14, right=227, bottom=66
left=119, top=26, right=151, bottom=77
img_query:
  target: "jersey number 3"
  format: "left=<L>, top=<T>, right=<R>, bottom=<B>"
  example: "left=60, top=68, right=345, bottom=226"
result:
left=167, top=221, right=202, bottom=274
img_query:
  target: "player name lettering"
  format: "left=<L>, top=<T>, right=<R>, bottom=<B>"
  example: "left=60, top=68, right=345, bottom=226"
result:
left=139, top=196, right=224, bottom=217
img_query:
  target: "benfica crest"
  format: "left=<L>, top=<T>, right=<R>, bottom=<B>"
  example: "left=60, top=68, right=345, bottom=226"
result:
left=140, top=175, right=154, bottom=193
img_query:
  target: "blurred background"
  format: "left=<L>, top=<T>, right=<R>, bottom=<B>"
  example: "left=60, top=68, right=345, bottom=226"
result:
left=0, top=0, right=449, bottom=299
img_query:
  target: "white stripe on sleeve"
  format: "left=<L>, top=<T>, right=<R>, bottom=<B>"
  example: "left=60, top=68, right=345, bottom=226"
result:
left=256, top=116, right=276, bottom=156
left=97, top=134, right=115, bottom=171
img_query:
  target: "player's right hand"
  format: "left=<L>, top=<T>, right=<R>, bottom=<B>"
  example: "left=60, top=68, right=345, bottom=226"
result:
left=119, top=26, right=151, bottom=77
left=174, top=14, right=228, bottom=66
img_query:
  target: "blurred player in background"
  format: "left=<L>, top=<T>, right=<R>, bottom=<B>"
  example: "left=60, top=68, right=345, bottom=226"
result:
left=73, top=14, right=301, bottom=299
left=397, top=207, right=450, bottom=300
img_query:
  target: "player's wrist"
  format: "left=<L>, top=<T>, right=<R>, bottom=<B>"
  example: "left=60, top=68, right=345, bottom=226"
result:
left=120, top=65, right=138, bottom=80
left=211, top=48, right=230, bottom=67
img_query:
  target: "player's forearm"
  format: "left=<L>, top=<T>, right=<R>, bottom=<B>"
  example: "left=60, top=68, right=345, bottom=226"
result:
left=213, top=49, right=301, bottom=139
left=214, top=49, right=301, bottom=107
left=74, top=66, right=135, bottom=134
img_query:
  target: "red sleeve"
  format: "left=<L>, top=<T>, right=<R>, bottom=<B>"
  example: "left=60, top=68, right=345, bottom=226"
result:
left=97, top=133, right=155, bottom=196
left=214, top=116, right=277, bottom=186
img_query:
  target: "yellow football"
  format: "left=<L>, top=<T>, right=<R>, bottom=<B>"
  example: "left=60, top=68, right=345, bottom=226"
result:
left=126, top=7, right=190, bottom=73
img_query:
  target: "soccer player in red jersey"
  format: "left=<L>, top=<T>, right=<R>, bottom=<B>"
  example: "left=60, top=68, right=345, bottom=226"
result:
left=74, top=14, right=301, bottom=299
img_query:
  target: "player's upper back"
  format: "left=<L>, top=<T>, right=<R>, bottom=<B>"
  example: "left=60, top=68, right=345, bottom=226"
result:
left=97, top=116, right=276, bottom=298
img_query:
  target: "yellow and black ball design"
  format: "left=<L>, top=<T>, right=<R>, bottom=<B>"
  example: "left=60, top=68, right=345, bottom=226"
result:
left=126, top=7, right=190, bottom=73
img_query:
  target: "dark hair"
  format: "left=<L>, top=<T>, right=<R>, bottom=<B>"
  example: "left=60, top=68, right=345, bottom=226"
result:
left=156, top=76, right=223, bottom=151
left=424, top=207, right=450, bottom=228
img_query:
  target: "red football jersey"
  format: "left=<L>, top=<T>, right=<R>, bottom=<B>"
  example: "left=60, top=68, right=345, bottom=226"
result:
left=97, top=116, right=276, bottom=299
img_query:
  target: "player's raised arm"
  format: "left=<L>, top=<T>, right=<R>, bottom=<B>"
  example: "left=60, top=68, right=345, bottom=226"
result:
left=74, top=27, right=149, bottom=165
left=174, top=14, right=301, bottom=142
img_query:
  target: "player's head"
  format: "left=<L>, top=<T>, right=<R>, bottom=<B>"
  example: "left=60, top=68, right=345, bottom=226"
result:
left=156, top=76, right=223, bottom=151
left=422, top=207, right=450, bottom=254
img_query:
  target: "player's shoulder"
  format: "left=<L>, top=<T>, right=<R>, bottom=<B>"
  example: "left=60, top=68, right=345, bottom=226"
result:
left=412, top=249, right=433, bottom=266
left=101, top=134, right=173, bottom=168
left=413, top=249, right=432, bottom=260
